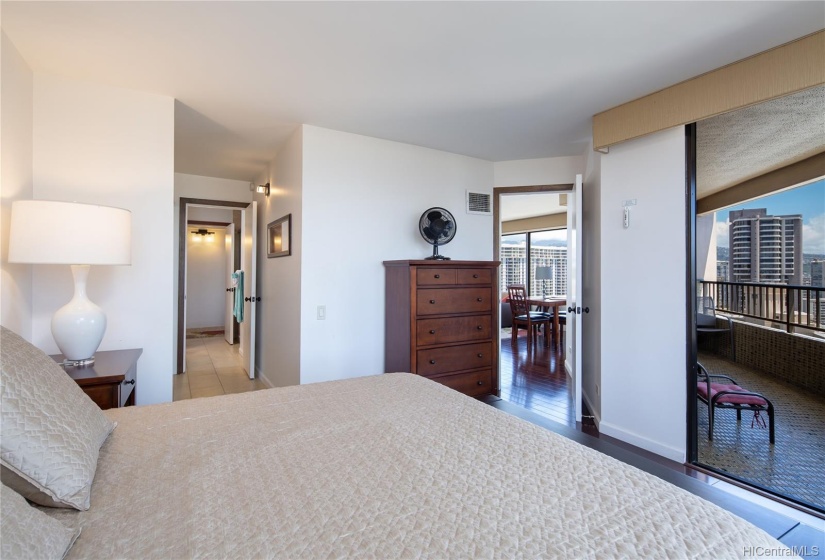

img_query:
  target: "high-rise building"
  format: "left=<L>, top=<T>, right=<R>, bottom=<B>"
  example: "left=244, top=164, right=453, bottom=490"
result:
left=812, top=260, right=825, bottom=287
left=500, top=244, right=567, bottom=297
left=716, top=260, right=729, bottom=282
left=729, top=209, right=802, bottom=285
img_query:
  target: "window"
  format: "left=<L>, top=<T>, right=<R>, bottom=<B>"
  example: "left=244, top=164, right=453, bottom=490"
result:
left=500, top=229, right=567, bottom=297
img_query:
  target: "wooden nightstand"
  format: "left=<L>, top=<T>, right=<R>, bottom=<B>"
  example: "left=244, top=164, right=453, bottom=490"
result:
left=51, top=349, right=143, bottom=410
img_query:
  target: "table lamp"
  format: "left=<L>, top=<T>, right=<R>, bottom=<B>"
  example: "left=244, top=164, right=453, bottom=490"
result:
left=535, top=265, right=553, bottom=299
left=8, top=200, right=131, bottom=365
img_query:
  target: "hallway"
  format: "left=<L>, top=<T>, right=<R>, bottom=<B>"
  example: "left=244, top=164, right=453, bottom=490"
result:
left=173, top=335, right=266, bottom=400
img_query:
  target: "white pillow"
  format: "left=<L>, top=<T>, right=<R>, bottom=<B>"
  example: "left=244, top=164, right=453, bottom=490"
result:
left=0, top=326, right=115, bottom=510
left=0, top=483, right=80, bottom=560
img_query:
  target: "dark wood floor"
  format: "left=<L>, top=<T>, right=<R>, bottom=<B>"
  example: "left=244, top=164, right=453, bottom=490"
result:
left=499, top=329, right=575, bottom=426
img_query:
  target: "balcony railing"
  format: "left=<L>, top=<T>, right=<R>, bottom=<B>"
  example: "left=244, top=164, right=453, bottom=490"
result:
left=699, top=280, right=825, bottom=334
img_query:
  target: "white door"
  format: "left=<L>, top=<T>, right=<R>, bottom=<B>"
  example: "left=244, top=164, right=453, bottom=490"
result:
left=224, top=224, right=235, bottom=345
left=565, top=174, right=584, bottom=422
left=240, top=202, right=257, bottom=379
left=181, top=204, right=189, bottom=373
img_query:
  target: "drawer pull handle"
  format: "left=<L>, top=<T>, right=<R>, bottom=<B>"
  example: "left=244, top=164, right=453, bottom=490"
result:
left=477, top=353, right=483, bottom=358
left=476, top=325, right=483, bottom=330
left=434, top=274, right=440, bottom=279
left=473, top=274, right=479, bottom=279
left=477, top=381, right=484, bottom=386
left=429, top=359, right=436, bottom=365
left=429, top=329, right=436, bottom=334
left=476, top=298, right=483, bottom=302
left=429, top=300, right=436, bottom=304
left=122, top=379, right=135, bottom=385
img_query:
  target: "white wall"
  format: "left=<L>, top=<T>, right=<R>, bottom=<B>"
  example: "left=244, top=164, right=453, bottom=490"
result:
left=493, top=155, right=584, bottom=187
left=31, top=73, right=175, bottom=405
left=696, top=213, right=717, bottom=281
left=581, top=142, right=602, bottom=425
left=188, top=206, right=235, bottom=223
left=175, top=173, right=253, bottom=203
left=254, top=126, right=302, bottom=388
left=185, top=227, right=227, bottom=329
left=300, top=125, right=494, bottom=384
left=0, top=32, right=34, bottom=339
left=598, top=127, right=687, bottom=462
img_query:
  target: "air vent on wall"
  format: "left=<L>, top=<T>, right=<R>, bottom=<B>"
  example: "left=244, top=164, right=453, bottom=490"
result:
left=466, top=190, right=492, bottom=215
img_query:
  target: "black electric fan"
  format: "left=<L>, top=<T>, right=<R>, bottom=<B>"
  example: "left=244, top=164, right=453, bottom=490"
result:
left=419, top=207, right=456, bottom=260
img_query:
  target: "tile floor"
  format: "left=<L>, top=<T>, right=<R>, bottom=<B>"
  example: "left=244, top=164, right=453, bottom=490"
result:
left=173, top=335, right=267, bottom=401
left=698, top=352, right=825, bottom=511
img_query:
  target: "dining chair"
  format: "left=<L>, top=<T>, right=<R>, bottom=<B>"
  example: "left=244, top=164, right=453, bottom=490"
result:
left=507, top=285, right=551, bottom=348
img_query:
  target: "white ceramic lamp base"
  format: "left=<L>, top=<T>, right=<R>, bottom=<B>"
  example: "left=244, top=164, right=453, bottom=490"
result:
left=51, top=265, right=107, bottom=364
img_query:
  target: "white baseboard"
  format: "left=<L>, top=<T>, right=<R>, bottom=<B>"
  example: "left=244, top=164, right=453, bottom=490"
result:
left=564, top=359, right=572, bottom=378
left=256, top=367, right=274, bottom=388
left=598, top=420, right=685, bottom=463
left=581, top=389, right=601, bottom=429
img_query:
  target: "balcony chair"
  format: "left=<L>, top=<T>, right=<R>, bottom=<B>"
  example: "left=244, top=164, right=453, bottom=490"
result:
left=507, top=285, right=551, bottom=348
left=697, top=296, right=736, bottom=361
left=697, top=363, right=775, bottom=444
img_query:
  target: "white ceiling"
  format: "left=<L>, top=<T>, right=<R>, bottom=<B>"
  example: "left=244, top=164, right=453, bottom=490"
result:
left=2, top=2, right=823, bottom=182
left=501, top=193, right=566, bottom=222
left=697, top=85, right=825, bottom=199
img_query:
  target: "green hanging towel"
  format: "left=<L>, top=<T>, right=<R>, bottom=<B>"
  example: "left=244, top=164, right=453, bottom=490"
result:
left=232, top=270, right=244, bottom=323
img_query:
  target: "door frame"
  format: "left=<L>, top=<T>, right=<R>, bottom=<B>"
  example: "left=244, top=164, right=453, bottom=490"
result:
left=492, top=184, right=575, bottom=262
left=177, top=197, right=250, bottom=374
left=685, top=123, right=699, bottom=463
left=492, top=183, right=575, bottom=396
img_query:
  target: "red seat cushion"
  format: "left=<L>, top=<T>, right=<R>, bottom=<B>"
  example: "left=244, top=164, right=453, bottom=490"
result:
left=697, top=382, right=768, bottom=406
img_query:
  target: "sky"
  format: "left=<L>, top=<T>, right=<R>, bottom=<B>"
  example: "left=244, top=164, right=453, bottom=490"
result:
left=715, top=179, right=825, bottom=255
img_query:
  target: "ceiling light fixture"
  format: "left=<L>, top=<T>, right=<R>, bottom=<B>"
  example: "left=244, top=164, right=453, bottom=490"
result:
left=191, top=228, right=216, bottom=243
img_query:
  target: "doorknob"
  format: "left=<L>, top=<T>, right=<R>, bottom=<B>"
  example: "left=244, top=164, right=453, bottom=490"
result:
left=568, top=306, right=574, bottom=313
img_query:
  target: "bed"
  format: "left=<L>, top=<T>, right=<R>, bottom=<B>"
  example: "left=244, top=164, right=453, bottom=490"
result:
left=0, top=327, right=790, bottom=559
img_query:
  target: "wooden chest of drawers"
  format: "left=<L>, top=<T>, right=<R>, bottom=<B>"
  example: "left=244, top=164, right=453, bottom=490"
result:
left=384, top=260, right=500, bottom=397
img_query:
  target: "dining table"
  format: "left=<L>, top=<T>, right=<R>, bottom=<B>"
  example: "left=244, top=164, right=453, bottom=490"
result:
left=526, top=296, right=567, bottom=348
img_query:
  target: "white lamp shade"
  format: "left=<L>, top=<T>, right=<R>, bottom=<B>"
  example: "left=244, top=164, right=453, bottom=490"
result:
left=8, top=200, right=131, bottom=265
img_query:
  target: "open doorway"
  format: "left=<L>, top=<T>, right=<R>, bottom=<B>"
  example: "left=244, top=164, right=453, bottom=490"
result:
left=493, top=178, right=584, bottom=427
left=176, top=198, right=259, bottom=385
left=185, top=207, right=240, bottom=344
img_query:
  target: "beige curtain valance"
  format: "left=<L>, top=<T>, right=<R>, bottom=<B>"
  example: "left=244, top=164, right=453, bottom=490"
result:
left=502, top=212, right=567, bottom=234
left=593, top=31, right=825, bottom=151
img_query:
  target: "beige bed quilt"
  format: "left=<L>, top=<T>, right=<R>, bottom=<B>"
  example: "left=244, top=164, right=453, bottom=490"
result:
left=42, top=372, right=787, bottom=559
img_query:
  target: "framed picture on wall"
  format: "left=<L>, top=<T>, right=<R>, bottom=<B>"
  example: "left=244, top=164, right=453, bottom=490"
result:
left=267, top=214, right=291, bottom=258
